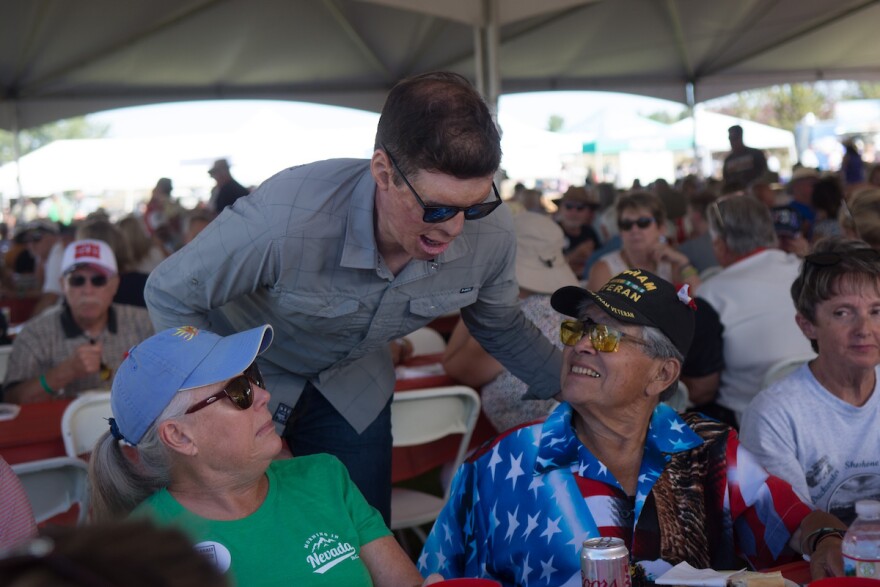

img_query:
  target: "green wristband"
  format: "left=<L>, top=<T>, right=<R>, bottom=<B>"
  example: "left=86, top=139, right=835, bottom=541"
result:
left=39, top=374, right=55, bottom=396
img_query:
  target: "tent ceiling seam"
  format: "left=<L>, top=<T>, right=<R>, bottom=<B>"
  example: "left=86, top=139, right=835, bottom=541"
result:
left=320, top=0, right=393, bottom=80
left=24, top=0, right=226, bottom=97
left=704, top=0, right=880, bottom=77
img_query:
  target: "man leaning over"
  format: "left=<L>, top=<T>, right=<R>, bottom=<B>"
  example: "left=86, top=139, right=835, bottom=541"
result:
left=144, top=71, right=562, bottom=524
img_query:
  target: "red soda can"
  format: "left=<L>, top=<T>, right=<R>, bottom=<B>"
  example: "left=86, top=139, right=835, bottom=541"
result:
left=581, top=536, right=631, bottom=587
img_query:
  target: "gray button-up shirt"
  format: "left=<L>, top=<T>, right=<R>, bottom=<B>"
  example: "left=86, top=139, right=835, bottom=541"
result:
left=145, top=159, right=561, bottom=433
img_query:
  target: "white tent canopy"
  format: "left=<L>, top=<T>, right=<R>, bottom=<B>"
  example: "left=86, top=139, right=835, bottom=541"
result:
left=668, top=109, right=796, bottom=153
left=3, top=0, right=880, bottom=131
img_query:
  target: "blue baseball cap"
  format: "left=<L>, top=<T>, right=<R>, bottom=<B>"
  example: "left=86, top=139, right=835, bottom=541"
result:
left=110, top=325, right=273, bottom=445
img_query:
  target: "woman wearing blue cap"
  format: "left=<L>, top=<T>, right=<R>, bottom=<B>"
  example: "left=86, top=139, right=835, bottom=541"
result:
left=89, top=325, right=440, bottom=586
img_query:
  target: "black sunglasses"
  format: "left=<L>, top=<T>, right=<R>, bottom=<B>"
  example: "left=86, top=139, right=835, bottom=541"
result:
left=618, top=217, right=655, bottom=231
left=66, top=274, right=109, bottom=288
left=382, top=145, right=502, bottom=224
left=805, top=249, right=880, bottom=267
left=185, top=363, right=264, bottom=414
left=563, top=202, right=592, bottom=211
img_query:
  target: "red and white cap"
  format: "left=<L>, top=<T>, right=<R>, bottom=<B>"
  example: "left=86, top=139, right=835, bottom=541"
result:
left=61, top=239, right=118, bottom=276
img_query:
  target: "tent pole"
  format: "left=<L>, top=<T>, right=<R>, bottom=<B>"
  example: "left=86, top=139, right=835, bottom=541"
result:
left=10, top=102, right=23, bottom=218
left=686, top=82, right=701, bottom=179
left=474, top=0, right=500, bottom=114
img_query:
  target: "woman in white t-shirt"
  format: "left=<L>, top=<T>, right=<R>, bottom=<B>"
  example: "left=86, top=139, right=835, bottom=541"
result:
left=740, top=237, right=880, bottom=524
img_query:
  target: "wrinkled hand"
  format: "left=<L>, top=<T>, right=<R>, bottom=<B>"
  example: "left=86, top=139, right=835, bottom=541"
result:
left=810, top=537, right=844, bottom=579
left=67, top=341, right=104, bottom=379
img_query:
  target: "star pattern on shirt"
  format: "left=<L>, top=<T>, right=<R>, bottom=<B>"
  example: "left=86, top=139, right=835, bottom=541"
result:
left=506, top=452, right=525, bottom=489
left=540, top=555, right=558, bottom=584
left=505, top=506, right=521, bottom=542
left=420, top=403, right=717, bottom=586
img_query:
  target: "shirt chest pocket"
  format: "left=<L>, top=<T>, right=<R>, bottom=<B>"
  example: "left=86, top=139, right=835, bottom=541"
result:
left=408, top=287, right=480, bottom=319
left=278, top=293, right=368, bottom=335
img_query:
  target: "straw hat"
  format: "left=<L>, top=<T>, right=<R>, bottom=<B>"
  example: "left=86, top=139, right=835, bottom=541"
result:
left=514, top=212, right=579, bottom=294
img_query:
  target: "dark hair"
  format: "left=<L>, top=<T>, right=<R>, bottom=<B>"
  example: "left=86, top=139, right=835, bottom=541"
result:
left=687, top=189, right=719, bottom=218
left=811, top=176, right=843, bottom=219
left=616, top=190, right=667, bottom=227
left=728, top=125, right=743, bottom=137
left=375, top=71, right=501, bottom=180
left=791, top=237, right=880, bottom=352
left=0, top=520, right=228, bottom=587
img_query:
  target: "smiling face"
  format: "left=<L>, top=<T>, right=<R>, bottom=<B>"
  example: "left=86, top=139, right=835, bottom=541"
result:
left=797, top=278, right=880, bottom=374
left=559, top=305, right=666, bottom=414
left=371, top=149, right=495, bottom=264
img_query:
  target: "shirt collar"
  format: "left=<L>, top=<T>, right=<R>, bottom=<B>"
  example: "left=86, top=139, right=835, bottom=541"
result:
left=60, top=302, right=117, bottom=338
left=534, top=402, right=704, bottom=477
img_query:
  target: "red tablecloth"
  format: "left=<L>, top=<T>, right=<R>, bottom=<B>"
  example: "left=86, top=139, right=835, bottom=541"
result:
left=0, top=398, right=72, bottom=465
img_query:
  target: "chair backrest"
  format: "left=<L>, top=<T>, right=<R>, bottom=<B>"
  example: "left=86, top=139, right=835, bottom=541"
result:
left=762, top=354, right=816, bottom=389
left=11, top=456, right=90, bottom=525
left=62, top=391, right=112, bottom=458
left=391, top=386, right=480, bottom=499
left=407, top=327, right=446, bottom=356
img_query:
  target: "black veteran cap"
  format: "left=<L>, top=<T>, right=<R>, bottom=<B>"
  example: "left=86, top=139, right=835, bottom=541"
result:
left=551, top=268, right=696, bottom=356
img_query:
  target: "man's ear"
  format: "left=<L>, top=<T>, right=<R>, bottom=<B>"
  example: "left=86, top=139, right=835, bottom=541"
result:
left=158, top=419, right=198, bottom=457
left=370, top=149, right=393, bottom=191
left=646, top=357, right=682, bottom=398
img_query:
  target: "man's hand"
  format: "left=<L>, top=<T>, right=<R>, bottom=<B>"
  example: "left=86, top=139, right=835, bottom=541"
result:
left=66, top=340, right=105, bottom=379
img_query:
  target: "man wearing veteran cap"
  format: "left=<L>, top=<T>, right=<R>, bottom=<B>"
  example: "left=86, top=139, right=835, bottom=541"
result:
left=89, top=325, right=441, bottom=587
left=420, top=268, right=845, bottom=586
left=2, top=239, right=154, bottom=404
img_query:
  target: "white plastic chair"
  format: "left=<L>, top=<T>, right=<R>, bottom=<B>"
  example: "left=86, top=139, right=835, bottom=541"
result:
left=762, top=354, right=816, bottom=389
left=406, top=327, right=446, bottom=356
left=62, top=391, right=112, bottom=458
left=390, top=385, right=480, bottom=543
left=12, top=456, right=90, bottom=525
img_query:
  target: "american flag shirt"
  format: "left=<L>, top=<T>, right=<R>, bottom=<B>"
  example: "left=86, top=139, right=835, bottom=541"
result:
left=419, top=402, right=812, bottom=587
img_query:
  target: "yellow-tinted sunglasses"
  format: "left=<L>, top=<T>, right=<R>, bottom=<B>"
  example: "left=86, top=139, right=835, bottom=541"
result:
left=560, top=319, right=646, bottom=352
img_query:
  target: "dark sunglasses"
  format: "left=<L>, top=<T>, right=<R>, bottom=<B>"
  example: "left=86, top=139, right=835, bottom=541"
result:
left=618, top=217, right=655, bottom=231
left=560, top=318, right=646, bottom=352
left=564, top=202, right=594, bottom=211
left=805, top=249, right=880, bottom=267
left=66, top=274, right=109, bottom=288
left=185, top=363, right=264, bottom=415
left=382, top=144, right=502, bottom=224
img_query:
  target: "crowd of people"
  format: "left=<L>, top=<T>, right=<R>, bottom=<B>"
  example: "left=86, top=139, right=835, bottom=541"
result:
left=1, top=72, right=878, bottom=587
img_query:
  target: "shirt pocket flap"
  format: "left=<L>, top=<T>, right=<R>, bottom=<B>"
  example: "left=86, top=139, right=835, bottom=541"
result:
left=409, top=288, right=479, bottom=318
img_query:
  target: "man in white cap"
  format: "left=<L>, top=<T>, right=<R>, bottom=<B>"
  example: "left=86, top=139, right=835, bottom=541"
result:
left=3, top=239, right=154, bottom=404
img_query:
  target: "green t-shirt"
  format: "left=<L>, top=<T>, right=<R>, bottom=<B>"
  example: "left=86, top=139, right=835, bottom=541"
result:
left=132, top=454, right=390, bottom=586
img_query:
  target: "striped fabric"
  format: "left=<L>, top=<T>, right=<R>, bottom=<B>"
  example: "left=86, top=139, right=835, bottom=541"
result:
left=0, top=457, right=37, bottom=549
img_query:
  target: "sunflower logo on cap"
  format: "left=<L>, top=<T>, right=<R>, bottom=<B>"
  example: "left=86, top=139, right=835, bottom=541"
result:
left=174, top=326, right=199, bottom=341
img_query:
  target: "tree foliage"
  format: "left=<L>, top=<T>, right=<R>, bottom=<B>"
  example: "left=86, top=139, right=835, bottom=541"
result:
left=547, top=114, right=565, bottom=132
left=0, top=117, right=109, bottom=165
left=707, top=83, right=831, bottom=132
